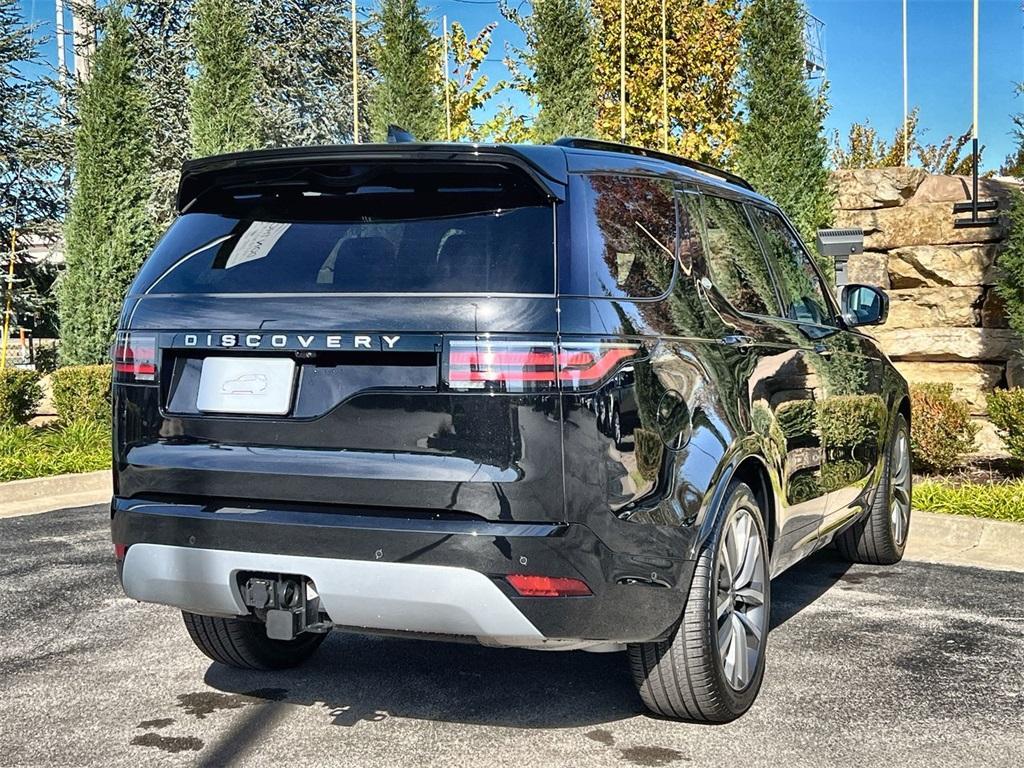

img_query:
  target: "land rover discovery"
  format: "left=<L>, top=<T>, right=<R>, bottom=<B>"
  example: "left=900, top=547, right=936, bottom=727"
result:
left=111, top=138, right=911, bottom=722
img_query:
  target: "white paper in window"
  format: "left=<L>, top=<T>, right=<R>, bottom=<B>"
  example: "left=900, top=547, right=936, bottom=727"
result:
left=225, top=221, right=291, bottom=269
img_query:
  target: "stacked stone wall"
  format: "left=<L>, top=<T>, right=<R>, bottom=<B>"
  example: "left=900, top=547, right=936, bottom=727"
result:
left=832, top=168, right=1022, bottom=452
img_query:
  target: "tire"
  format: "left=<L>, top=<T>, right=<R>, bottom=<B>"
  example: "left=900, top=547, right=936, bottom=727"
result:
left=182, top=611, right=327, bottom=670
left=835, top=413, right=912, bottom=566
left=628, top=481, right=771, bottom=722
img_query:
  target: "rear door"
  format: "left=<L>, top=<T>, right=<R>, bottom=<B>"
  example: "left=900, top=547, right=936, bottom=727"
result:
left=698, top=195, right=832, bottom=565
left=114, top=159, right=567, bottom=523
left=746, top=205, right=886, bottom=534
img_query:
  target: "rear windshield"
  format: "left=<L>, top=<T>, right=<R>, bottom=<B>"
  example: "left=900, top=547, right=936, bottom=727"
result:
left=133, top=163, right=555, bottom=295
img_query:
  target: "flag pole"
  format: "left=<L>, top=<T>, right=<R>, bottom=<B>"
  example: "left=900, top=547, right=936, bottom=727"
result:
left=351, top=0, right=359, bottom=143
left=902, top=0, right=908, bottom=164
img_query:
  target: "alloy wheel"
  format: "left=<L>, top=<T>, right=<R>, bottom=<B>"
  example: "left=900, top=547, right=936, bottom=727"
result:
left=889, top=427, right=912, bottom=546
left=715, top=506, right=768, bottom=691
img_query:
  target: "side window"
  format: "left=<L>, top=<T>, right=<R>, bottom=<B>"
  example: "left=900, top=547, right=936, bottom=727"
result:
left=749, top=207, right=834, bottom=326
left=576, top=174, right=677, bottom=299
left=700, top=196, right=781, bottom=317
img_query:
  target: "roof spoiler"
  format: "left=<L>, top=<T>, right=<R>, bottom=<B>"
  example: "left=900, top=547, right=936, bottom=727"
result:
left=175, top=144, right=568, bottom=213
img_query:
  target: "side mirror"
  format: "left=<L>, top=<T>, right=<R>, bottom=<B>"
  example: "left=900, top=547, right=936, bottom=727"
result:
left=840, top=284, right=889, bottom=327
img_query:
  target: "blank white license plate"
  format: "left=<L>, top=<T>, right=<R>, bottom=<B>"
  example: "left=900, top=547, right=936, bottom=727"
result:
left=197, top=357, right=296, bottom=415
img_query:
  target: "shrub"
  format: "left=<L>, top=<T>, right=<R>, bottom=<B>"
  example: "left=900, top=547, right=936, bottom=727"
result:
left=0, top=419, right=111, bottom=482
left=0, top=368, right=43, bottom=424
left=50, top=364, right=112, bottom=424
left=817, top=394, right=886, bottom=449
left=33, top=344, right=59, bottom=374
left=987, top=388, right=1024, bottom=461
left=909, top=383, right=979, bottom=473
left=914, top=480, right=1024, bottom=523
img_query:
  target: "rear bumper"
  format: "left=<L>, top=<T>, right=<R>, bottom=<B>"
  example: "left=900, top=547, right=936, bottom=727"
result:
left=112, top=497, right=694, bottom=646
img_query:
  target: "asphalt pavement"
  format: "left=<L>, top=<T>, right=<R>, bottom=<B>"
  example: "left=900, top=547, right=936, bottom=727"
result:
left=1, top=504, right=1022, bottom=768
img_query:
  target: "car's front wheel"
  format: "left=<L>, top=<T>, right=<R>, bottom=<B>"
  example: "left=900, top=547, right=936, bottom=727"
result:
left=182, top=611, right=327, bottom=670
left=628, top=481, right=770, bottom=722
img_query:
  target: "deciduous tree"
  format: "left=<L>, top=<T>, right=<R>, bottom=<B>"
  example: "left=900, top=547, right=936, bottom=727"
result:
left=591, top=0, right=742, bottom=163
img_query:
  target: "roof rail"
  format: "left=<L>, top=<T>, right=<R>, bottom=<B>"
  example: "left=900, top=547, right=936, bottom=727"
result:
left=552, top=137, right=754, bottom=192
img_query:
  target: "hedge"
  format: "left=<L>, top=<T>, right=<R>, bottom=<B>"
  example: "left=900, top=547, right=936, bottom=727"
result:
left=0, top=368, right=43, bottom=425
left=50, top=364, right=112, bottom=424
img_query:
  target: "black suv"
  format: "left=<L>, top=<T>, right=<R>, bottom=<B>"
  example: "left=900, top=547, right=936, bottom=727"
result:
left=111, top=139, right=911, bottom=723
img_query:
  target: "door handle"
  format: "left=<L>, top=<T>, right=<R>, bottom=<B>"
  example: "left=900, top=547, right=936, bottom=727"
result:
left=721, top=334, right=755, bottom=349
left=814, top=342, right=833, bottom=357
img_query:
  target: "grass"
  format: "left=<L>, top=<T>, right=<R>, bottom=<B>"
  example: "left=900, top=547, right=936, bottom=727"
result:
left=914, top=480, right=1024, bottom=524
left=0, top=420, right=111, bottom=482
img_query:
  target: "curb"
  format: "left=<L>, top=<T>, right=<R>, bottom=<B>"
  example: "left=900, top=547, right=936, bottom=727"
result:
left=905, top=510, right=1024, bottom=573
left=0, top=470, right=111, bottom=519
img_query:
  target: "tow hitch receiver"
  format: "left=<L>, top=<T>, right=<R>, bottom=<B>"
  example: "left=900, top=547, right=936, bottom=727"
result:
left=241, top=575, right=331, bottom=641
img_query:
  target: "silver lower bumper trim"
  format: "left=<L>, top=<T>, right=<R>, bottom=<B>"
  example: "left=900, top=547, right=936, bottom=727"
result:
left=122, top=543, right=545, bottom=644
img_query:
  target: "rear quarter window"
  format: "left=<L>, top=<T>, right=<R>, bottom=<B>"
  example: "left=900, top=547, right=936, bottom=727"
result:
left=566, top=173, right=678, bottom=299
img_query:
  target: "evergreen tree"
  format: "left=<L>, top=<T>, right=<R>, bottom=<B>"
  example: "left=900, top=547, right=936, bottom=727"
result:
left=248, top=0, right=367, bottom=146
left=996, top=190, right=1024, bottom=339
left=129, top=0, right=194, bottom=227
left=0, top=0, right=64, bottom=339
left=1002, top=85, right=1023, bottom=178
left=502, top=0, right=596, bottom=143
left=733, top=0, right=832, bottom=248
left=59, top=5, right=155, bottom=364
left=190, top=0, right=259, bottom=156
left=369, top=0, right=442, bottom=143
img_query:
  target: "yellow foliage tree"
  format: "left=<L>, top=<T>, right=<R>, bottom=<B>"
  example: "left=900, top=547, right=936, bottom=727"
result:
left=445, top=21, right=505, bottom=141
left=591, top=0, right=743, bottom=163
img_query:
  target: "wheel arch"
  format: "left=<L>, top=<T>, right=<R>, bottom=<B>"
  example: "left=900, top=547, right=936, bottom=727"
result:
left=694, top=448, right=780, bottom=560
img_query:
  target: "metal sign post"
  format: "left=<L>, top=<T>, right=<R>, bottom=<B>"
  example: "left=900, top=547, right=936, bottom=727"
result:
left=954, top=0, right=998, bottom=229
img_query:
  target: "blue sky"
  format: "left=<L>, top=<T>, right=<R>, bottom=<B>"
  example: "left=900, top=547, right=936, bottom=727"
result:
left=15, top=0, right=1024, bottom=170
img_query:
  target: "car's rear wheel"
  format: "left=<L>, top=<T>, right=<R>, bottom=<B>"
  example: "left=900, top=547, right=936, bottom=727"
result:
left=628, top=481, right=770, bottom=722
left=835, top=412, right=912, bottom=565
left=182, top=611, right=327, bottom=670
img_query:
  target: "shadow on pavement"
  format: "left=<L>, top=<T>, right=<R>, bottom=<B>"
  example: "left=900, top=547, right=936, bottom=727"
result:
left=770, top=548, right=853, bottom=630
left=201, top=549, right=853, bottom=737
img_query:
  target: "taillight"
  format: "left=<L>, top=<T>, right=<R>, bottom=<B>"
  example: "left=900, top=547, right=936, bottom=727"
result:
left=444, top=339, right=639, bottom=392
left=113, top=332, right=158, bottom=383
left=506, top=574, right=592, bottom=597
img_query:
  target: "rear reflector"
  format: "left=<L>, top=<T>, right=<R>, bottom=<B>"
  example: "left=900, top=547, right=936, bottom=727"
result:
left=113, top=543, right=128, bottom=560
left=113, top=332, right=158, bottom=383
left=445, top=339, right=639, bottom=392
left=506, top=574, right=592, bottom=597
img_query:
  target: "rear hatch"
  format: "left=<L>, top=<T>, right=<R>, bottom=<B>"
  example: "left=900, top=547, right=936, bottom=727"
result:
left=114, top=152, right=567, bottom=523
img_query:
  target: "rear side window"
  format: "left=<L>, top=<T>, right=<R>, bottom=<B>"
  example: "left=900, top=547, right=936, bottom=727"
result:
left=749, top=206, right=835, bottom=326
left=700, top=196, right=780, bottom=317
left=132, top=164, right=555, bottom=296
left=570, top=174, right=677, bottom=299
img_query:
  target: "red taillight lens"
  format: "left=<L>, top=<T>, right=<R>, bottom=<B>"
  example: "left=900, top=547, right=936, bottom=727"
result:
left=113, top=542, right=128, bottom=561
left=557, top=343, right=639, bottom=387
left=506, top=574, right=592, bottom=597
left=113, top=332, right=158, bottom=383
left=444, top=339, right=639, bottom=392
left=447, top=340, right=558, bottom=392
